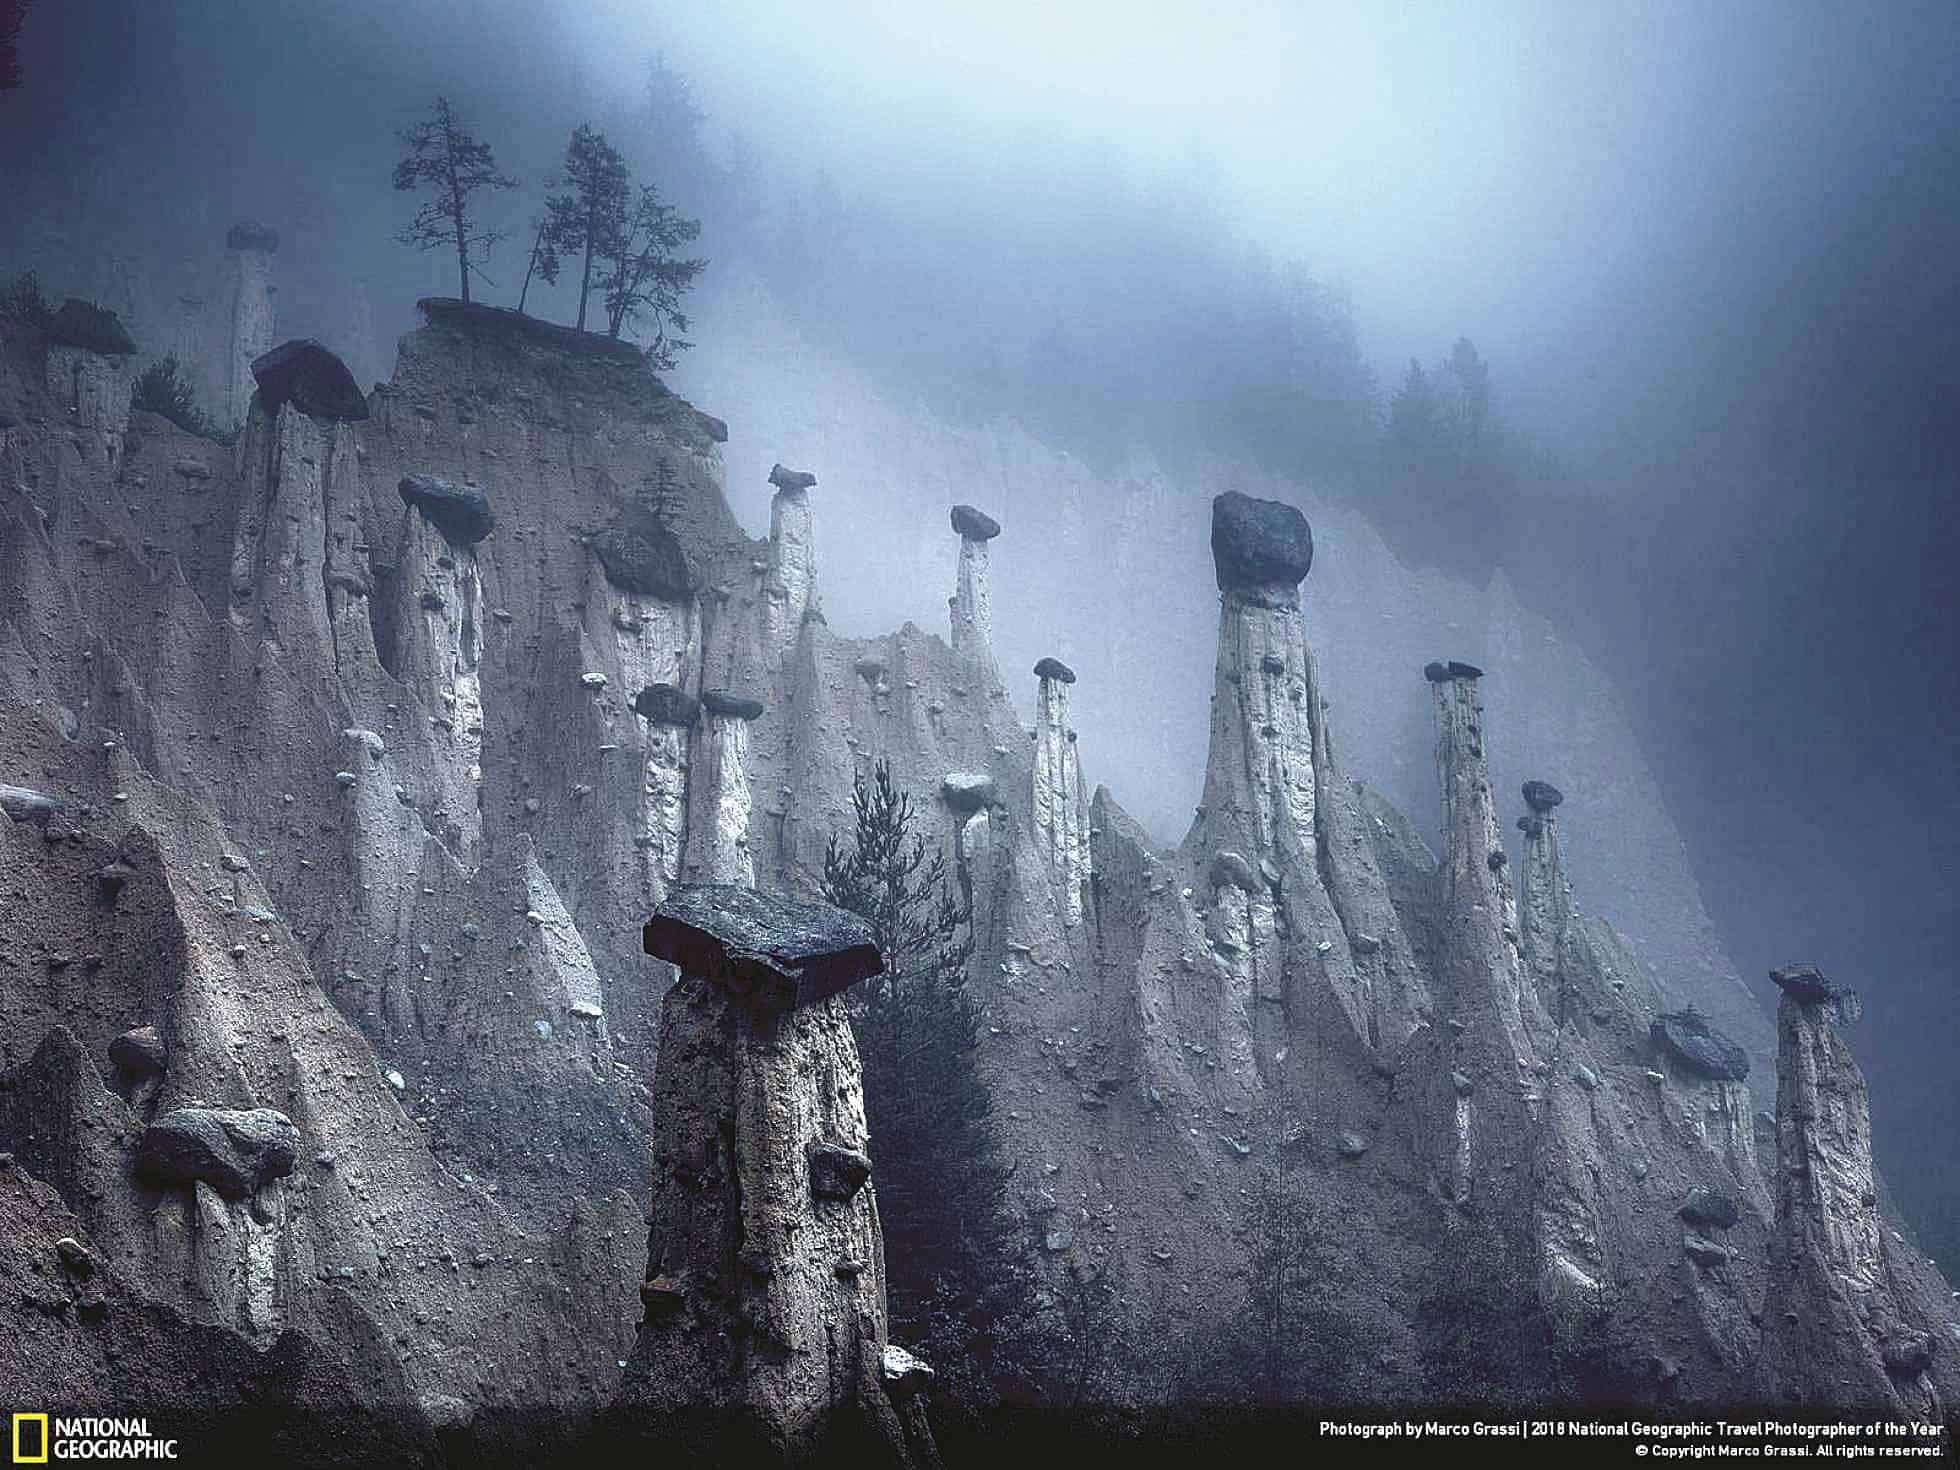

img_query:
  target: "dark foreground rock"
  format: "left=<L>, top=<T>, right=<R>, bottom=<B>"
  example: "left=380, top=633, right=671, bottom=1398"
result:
left=643, top=885, right=882, bottom=1011
left=251, top=340, right=369, bottom=422
left=136, top=1108, right=300, bottom=1199
left=1210, top=490, right=1313, bottom=590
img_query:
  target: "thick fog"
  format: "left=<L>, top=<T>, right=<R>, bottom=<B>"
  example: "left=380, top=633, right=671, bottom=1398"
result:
left=5, top=1, right=1956, bottom=1261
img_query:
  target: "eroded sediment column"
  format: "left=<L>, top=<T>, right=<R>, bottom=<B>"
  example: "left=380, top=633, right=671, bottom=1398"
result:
left=634, top=684, right=698, bottom=888
left=1192, top=492, right=1430, bottom=1054
left=1761, top=964, right=1940, bottom=1411
left=1031, top=657, right=1087, bottom=926
left=685, top=691, right=762, bottom=887
left=626, top=886, right=932, bottom=1464
left=1515, top=779, right=1572, bottom=1022
left=949, top=504, right=1001, bottom=667
left=1429, top=659, right=1542, bottom=1065
left=765, top=464, right=818, bottom=655
left=223, top=222, right=279, bottom=429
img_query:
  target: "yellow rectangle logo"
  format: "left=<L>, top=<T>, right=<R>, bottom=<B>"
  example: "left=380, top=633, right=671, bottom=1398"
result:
left=11, top=1413, right=49, bottom=1465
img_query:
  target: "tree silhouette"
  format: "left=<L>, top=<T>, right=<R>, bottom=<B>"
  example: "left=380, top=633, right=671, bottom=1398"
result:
left=598, top=183, right=705, bottom=367
left=822, top=757, right=1027, bottom=1420
left=392, top=96, right=515, bottom=305
left=541, top=125, right=629, bottom=333
left=515, top=214, right=559, bottom=316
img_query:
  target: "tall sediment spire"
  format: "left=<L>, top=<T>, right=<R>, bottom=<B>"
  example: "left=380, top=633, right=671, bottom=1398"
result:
left=1760, top=964, right=1950, bottom=1411
left=222, top=222, right=279, bottom=429
left=1428, top=659, right=1543, bottom=1064
left=684, top=690, right=763, bottom=887
left=1190, top=492, right=1429, bottom=1055
left=764, top=464, right=817, bottom=655
left=949, top=503, right=1001, bottom=668
left=1031, top=657, right=1087, bottom=926
left=1515, top=779, right=1573, bottom=1023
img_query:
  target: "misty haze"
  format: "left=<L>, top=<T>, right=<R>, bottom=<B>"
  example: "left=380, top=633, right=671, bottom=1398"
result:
left=0, top=1, right=1955, bottom=1463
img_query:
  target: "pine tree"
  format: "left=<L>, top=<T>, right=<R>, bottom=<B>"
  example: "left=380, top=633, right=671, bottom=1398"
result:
left=392, top=96, right=516, bottom=306
left=822, top=757, right=1026, bottom=1417
left=598, top=183, right=705, bottom=368
left=541, top=125, right=629, bottom=333
left=515, top=214, right=559, bottom=315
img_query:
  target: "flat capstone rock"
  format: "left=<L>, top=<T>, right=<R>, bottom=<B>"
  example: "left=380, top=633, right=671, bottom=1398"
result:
left=1210, top=491, right=1313, bottom=591
left=1769, top=963, right=1839, bottom=1005
left=700, top=690, right=764, bottom=721
left=941, top=772, right=996, bottom=811
left=950, top=504, right=1001, bottom=540
left=633, top=684, right=700, bottom=727
left=1650, top=1009, right=1750, bottom=1083
left=47, top=299, right=136, bottom=355
left=252, top=339, right=369, bottom=422
left=1033, top=657, right=1076, bottom=684
left=592, top=522, right=692, bottom=598
left=1522, top=779, right=1565, bottom=812
left=136, top=1107, right=300, bottom=1199
left=768, top=464, right=817, bottom=493
left=644, top=884, right=883, bottom=1011
left=398, top=475, right=495, bottom=546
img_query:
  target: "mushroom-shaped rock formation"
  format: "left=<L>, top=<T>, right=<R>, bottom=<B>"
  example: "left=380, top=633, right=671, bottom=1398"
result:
left=633, top=683, right=700, bottom=727
left=250, top=339, right=369, bottom=421
left=1522, top=779, right=1565, bottom=812
left=1650, top=1009, right=1750, bottom=1082
left=766, top=465, right=818, bottom=651
left=950, top=504, right=1001, bottom=541
left=135, top=1108, right=300, bottom=1199
left=226, top=221, right=281, bottom=253
left=592, top=518, right=692, bottom=599
left=398, top=474, right=495, bottom=547
left=949, top=507, right=1002, bottom=663
left=941, top=771, right=996, bottom=812
left=643, top=885, right=881, bottom=1012
left=47, top=299, right=137, bottom=356
left=622, top=886, right=931, bottom=1462
left=1210, top=489, right=1313, bottom=595
left=1033, top=656, right=1076, bottom=684
left=1032, top=658, right=1089, bottom=925
left=700, top=689, right=764, bottom=721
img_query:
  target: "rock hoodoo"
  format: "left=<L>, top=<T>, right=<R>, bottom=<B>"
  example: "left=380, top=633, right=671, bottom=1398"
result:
left=623, top=885, right=933, bottom=1463
left=1761, top=964, right=1952, bottom=1411
left=765, top=465, right=817, bottom=653
left=950, top=505, right=1002, bottom=665
left=223, top=222, right=278, bottom=425
left=1185, top=491, right=1428, bottom=1058
left=1516, top=778, right=1576, bottom=1019
left=1032, top=657, right=1089, bottom=925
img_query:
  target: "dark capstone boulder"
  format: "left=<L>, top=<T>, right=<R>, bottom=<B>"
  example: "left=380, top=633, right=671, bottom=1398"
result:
left=1770, top=963, right=1839, bottom=1004
left=136, top=1108, right=300, bottom=1198
left=46, top=299, right=136, bottom=355
left=1883, top=1332, right=1940, bottom=1378
left=1208, top=850, right=1257, bottom=892
left=95, top=858, right=137, bottom=898
left=1033, top=657, right=1076, bottom=684
left=1522, top=779, right=1565, bottom=812
left=941, top=772, right=996, bottom=811
left=0, top=785, right=62, bottom=824
left=950, top=504, right=1001, bottom=541
left=700, top=690, right=764, bottom=721
left=1651, top=1009, right=1750, bottom=1083
left=1679, top=1188, right=1741, bottom=1231
left=1423, top=661, right=1453, bottom=683
left=692, top=408, right=729, bottom=443
left=809, top=1141, right=872, bottom=1201
left=398, top=475, right=495, bottom=547
left=633, top=684, right=700, bottom=727
left=1448, top=660, right=1484, bottom=680
left=226, top=221, right=280, bottom=252
left=1211, top=491, right=1313, bottom=591
left=108, top=1026, right=166, bottom=1077
left=768, top=463, right=817, bottom=493
left=251, top=340, right=370, bottom=422
left=644, top=884, right=883, bottom=1011
left=592, top=520, right=692, bottom=598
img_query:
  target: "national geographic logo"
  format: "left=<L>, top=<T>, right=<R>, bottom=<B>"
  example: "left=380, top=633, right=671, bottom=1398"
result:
left=10, top=1416, right=178, bottom=1461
